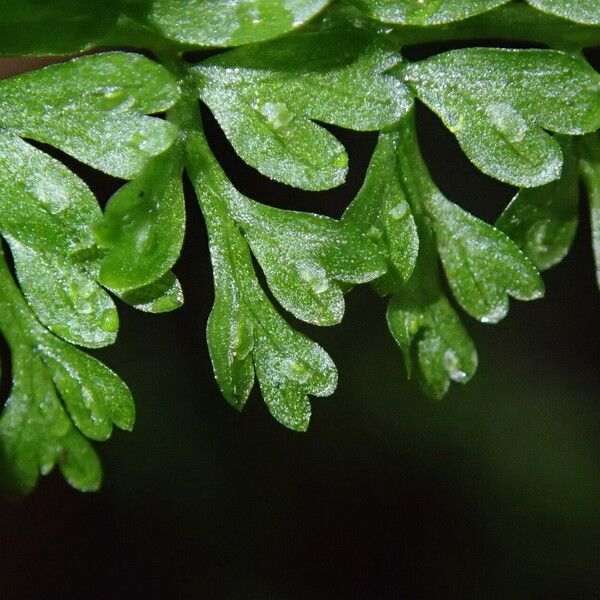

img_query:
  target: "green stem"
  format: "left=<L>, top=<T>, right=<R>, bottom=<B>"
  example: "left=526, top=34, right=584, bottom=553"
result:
left=389, top=110, right=444, bottom=296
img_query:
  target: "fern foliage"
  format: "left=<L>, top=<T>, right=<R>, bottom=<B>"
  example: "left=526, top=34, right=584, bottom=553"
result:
left=0, top=0, right=598, bottom=493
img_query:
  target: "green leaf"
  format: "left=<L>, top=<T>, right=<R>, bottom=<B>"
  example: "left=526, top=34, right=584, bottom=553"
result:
left=527, top=0, right=600, bottom=25
left=497, top=138, right=579, bottom=271
left=0, top=1, right=118, bottom=56
left=96, top=147, right=185, bottom=291
left=0, top=134, right=118, bottom=347
left=0, top=347, right=102, bottom=494
left=39, top=336, right=135, bottom=441
left=186, top=129, right=337, bottom=431
left=404, top=49, right=600, bottom=186
left=57, top=429, right=102, bottom=492
left=355, top=0, right=509, bottom=25
left=578, top=133, right=600, bottom=289
left=230, top=198, right=386, bottom=326
left=0, top=248, right=131, bottom=493
left=7, top=237, right=118, bottom=348
left=428, top=192, right=544, bottom=323
left=0, top=134, right=101, bottom=256
left=195, top=28, right=410, bottom=189
left=343, top=132, right=419, bottom=283
left=118, top=271, right=184, bottom=314
left=388, top=288, right=478, bottom=400
left=250, top=298, right=337, bottom=431
left=146, top=0, right=332, bottom=47
left=0, top=52, right=180, bottom=179
left=0, top=349, right=70, bottom=495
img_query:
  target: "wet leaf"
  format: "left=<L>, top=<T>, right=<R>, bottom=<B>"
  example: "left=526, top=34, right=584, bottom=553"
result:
left=404, top=48, right=600, bottom=186
left=428, top=192, right=545, bottom=323
left=96, top=147, right=185, bottom=291
left=146, top=0, right=332, bottom=47
left=231, top=198, right=386, bottom=326
left=0, top=52, right=180, bottom=179
left=356, top=0, right=508, bottom=26
left=186, top=129, right=337, bottom=430
left=195, top=28, right=410, bottom=189
left=497, top=138, right=579, bottom=271
left=527, top=0, right=600, bottom=25
left=388, top=290, right=478, bottom=400
left=343, top=131, right=419, bottom=283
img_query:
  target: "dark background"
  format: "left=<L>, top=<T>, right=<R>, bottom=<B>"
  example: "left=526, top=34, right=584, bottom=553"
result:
left=0, top=46, right=599, bottom=599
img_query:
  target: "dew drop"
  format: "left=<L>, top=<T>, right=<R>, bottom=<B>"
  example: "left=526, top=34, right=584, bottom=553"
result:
left=485, top=102, right=529, bottom=144
left=258, top=101, right=293, bottom=130
left=526, top=220, right=551, bottom=254
left=297, top=261, right=329, bottom=294
left=230, top=319, right=253, bottom=362
left=389, top=201, right=409, bottom=220
left=285, top=359, right=311, bottom=385
left=334, top=153, right=349, bottom=168
left=367, top=225, right=383, bottom=241
left=99, top=310, right=119, bottom=333
left=30, top=177, right=70, bottom=214
left=90, top=86, right=131, bottom=110
left=443, top=349, right=468, bottom=383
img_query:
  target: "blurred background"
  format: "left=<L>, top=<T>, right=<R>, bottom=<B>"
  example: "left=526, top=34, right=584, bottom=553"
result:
left=0, top=48, right=599, bottom=598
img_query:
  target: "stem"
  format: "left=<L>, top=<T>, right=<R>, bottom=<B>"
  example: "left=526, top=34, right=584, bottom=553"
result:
left=390, top=110, right=444, bottom=296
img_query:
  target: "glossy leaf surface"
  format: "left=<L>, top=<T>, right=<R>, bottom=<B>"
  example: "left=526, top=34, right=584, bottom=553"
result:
left=231, top=198, right=386, bottom=326
left=527, top=0, right=600, bottom=25
left=0, top=52, right=180, bottom=179
left=404, top=49, right=600, bottom=186
left=195, top=28, right=410, bottom=189
left=186, top=130, right=337, bottom=431
left=96, top=147, right=185, bottom=291
left=147, top=0, right=332, bottom=46
left=356, top=0, right=508, bottom=25
left=497, top=138, right=579, bottom=271
left=343, top=132, right=419, bottom=283
left=428, top=193, right=545, bottom=323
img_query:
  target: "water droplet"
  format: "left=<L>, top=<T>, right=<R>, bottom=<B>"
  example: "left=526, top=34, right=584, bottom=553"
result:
left=71, top=280, right=96, bottom=299
left=231, top=319, right=253, bottom=362
left=443, top=349, right=468, bottom=383
left=297, top=261, right=329, bottom=294
left=285, top=359, right=311, bottom=384
left=367, top=225, right=383, bottom=241
left=526, top=220, right=551, bottom=254
left=90, top=86, right=132, bottom=110
left=134, top=223, right=154, bottom=252
left=485, top=102, right=529, bottom=143
left=258, top=101, right=293, bottom=130
left=408, top=315, right=421, bottom=336
left=480, top=305, right=506, bottom=324
left=30, top=177, right=70, bottom=214
left=80, top=385, right=95, bottom=409
left=99, top=310, right=119, bottom=333
left=334, top=153, right=348, bottom=168
left=389, top=201, right=409, bottom=220
left=68, top=279, right=97, bottom=315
